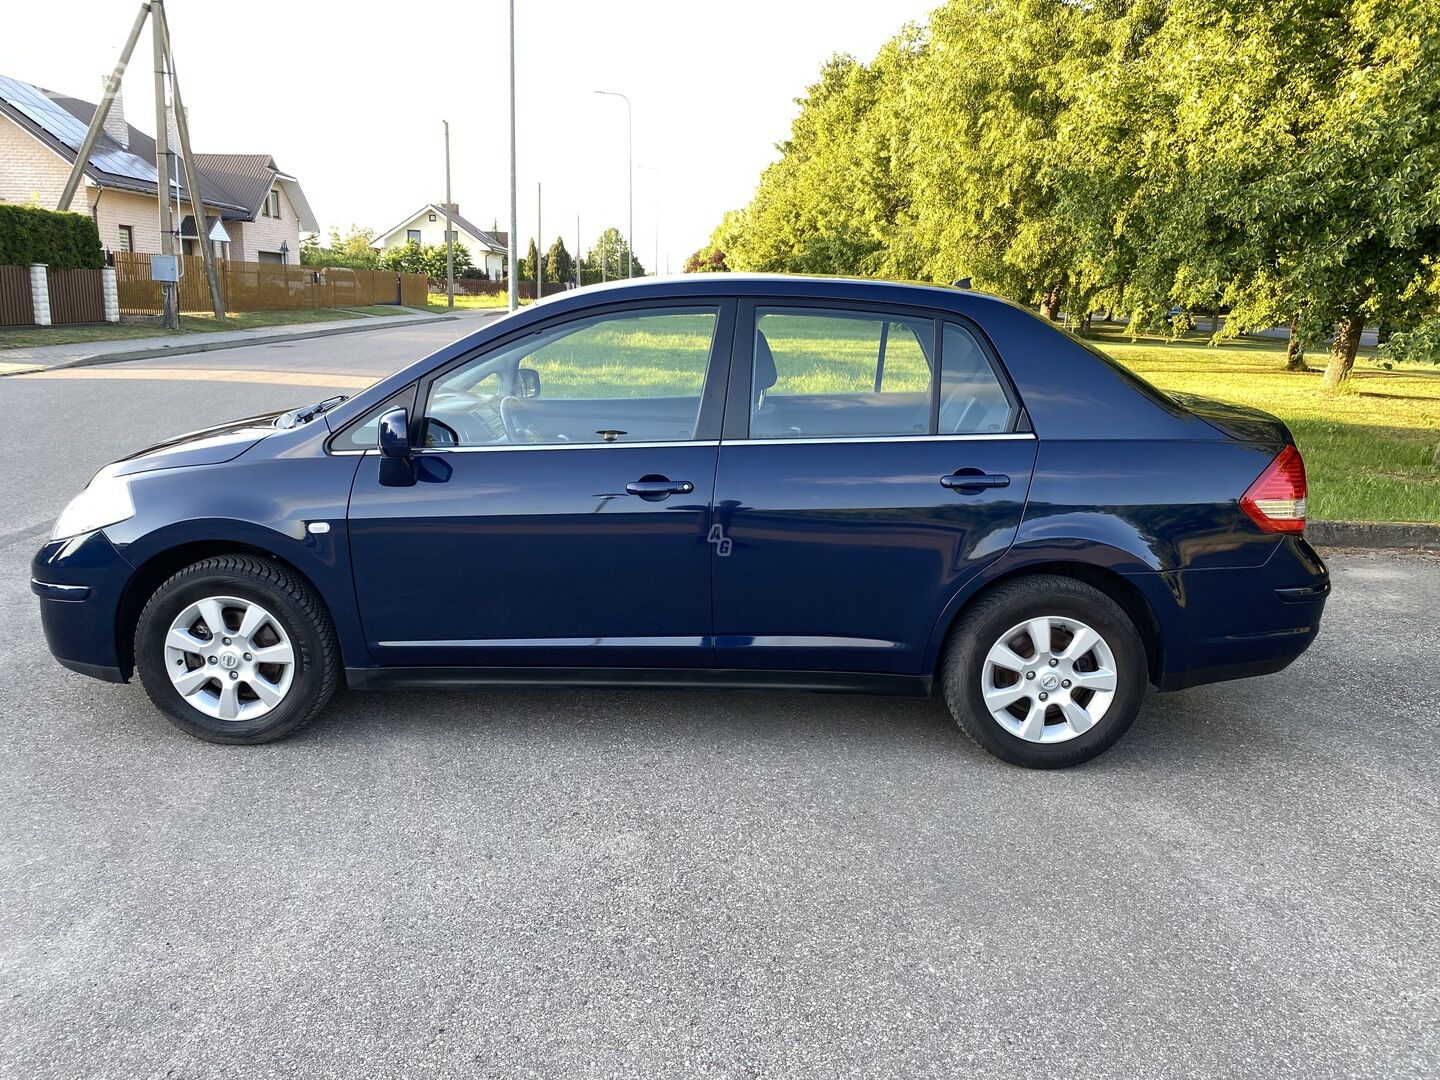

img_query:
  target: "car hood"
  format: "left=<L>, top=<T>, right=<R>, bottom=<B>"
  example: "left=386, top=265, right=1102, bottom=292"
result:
left=102, top=411, right=285, bottom=478
left=1169, top=393, right=1293, bottom=446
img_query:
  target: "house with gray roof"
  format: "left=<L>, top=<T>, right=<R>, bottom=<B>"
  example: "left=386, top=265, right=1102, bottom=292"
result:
left=372, top=203, right=509, bottom=279
left=0, top=73, right=318, bottom=264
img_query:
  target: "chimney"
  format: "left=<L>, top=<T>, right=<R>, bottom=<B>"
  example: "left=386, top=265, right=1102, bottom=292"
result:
left=101, top=77, right=128, bottom=149
left=165, top=103, right=187, bottom=155
left=441, top=202, right=459, bottom=216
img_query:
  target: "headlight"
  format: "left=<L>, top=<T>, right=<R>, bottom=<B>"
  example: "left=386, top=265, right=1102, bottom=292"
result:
left=51, top=475, right=135, bottom=540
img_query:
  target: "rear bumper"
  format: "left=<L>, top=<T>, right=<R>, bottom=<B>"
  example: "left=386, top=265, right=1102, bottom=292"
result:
left=1130, top=535, right=1330, bottom=691
left=31, top=531, right=132, bottom=683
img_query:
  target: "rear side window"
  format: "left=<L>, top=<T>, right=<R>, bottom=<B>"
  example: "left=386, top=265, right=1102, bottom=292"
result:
left=939, top=322, right=1017, bottom=434
left=751, top=309, right=934, bottom=438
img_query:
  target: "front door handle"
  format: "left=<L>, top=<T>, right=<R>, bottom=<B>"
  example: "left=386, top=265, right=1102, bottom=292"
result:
left=625, top=477, right=695, bottom=501
left=941, top=469, right=1011, bottom=492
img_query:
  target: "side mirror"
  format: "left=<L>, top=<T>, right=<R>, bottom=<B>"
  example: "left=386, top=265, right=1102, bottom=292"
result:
left=516, top=367, right=541, bottom=399
left=377, top=407, right=411, bottom=458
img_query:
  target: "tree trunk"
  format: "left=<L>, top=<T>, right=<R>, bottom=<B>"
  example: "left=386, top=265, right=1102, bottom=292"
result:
left=1078, top=312, right=1092, bottom=336
left=1209, top=309, right=1219, bottom=334
left=1040, top=283, right=1062, bottom=322
left=1284, top=314, right=1308, bottom=371
left=1321, top=314, right=1365, bottom=388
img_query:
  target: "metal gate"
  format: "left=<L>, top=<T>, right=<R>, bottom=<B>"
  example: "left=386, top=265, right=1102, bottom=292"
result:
left=0, top=265, right=33, bottom=326
left=47, top=267, right=105, bottom=324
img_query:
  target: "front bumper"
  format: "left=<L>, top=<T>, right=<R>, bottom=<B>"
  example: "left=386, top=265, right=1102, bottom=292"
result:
left=32, top=531, right=132, bottom=683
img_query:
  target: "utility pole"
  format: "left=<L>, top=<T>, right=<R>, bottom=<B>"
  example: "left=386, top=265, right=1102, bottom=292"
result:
left=58, top=3, right=149, bottom=212
left=443, top=120, right=454, bottom=311
left=535, top=182, right=542, bottom=301
left=152, top=0, right=177, bottom=328
left=601, top=232, right=606, bottom=283
left=594, top=90, right=633, bottom=278
left=507, top=0, right=518, bottom=312
left=575, top=214, right=580, bottom=288
left=157, top=2, right=223, bottom=320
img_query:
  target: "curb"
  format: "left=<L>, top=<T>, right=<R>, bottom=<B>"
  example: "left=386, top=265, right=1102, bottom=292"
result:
left=0, top=313, right=464, bottom=375
left=1308, top=520, right=1440, bottom=551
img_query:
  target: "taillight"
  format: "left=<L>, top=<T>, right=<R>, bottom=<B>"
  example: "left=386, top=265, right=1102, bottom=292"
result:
left=1241, top=444, right=1307, bottom=533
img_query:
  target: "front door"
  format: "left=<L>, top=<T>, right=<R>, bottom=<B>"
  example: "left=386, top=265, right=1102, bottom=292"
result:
left=711, top=304, right=1037, bottom=674
left=347, top=302, right=734, bottom=669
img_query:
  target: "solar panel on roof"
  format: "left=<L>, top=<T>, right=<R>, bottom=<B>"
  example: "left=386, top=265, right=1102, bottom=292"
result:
left=0, top=74, right=162, bottom=186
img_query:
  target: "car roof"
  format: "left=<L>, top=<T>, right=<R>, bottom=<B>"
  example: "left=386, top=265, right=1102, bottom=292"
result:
left=531, top=272, right=1021, bottom=317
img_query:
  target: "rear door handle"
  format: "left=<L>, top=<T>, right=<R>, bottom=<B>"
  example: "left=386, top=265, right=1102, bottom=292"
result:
left=941, top=470, right=1011, bottom=492
left=625, top=477, right=695, bottom=500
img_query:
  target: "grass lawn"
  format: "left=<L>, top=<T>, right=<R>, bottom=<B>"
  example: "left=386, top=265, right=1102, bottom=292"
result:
left=0, top=306, right=405, bottom=351
left=424, top=293, right=532, bottom=312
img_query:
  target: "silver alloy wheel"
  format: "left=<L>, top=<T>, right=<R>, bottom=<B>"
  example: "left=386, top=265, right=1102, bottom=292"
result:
left=163, top=595, right=295, bottom=722
left=980, top=615, right=1118, bottom=744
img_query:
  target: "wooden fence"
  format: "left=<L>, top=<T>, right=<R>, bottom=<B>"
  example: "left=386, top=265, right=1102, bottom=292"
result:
left=114, top=253, right=427, bottom=315
left=0, top=265, right=32, bottom=326
left=47, top=267, right=105, bottom=324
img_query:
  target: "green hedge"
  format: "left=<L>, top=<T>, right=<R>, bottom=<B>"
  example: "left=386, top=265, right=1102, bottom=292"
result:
left=0, top=204, right=104, bottom=270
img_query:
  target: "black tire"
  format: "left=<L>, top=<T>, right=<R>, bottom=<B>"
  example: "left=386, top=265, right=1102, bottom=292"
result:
left=134, top=555, right=339, bottom=744
left=940, top=575, right=1147, bottom=769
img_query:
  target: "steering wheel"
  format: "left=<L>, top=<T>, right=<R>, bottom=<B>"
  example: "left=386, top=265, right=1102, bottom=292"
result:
left=499, top=396, right=542, bottom=444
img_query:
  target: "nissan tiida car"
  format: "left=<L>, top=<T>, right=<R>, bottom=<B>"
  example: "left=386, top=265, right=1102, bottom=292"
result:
left=32, top=275, right=1328, bottom=768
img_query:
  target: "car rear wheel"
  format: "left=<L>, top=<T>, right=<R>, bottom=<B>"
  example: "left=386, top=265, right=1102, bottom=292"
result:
left=135, top=555, right=339, bottom=744
left=941, top=575, right=1147, bottom=768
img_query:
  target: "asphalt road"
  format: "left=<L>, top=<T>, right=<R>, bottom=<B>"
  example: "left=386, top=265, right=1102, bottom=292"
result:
left=0, top=320, right=1436, bottom=1079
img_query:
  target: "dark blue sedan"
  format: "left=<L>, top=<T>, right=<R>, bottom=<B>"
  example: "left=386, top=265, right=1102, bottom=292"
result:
left=31, top=275, right=1328, bottom=767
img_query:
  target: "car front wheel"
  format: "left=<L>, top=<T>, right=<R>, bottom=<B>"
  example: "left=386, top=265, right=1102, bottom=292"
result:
left=941, top=575, right=1148, bottom=768
left=134, top=555, right=339, bottom=744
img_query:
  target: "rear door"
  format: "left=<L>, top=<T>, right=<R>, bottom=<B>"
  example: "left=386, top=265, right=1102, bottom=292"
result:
left=711, top=301, right=1036, bottom=674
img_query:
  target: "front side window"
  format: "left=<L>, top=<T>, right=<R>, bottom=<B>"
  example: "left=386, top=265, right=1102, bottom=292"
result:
left=406, top=229, right=422, bottom=244
left=116, top=225, right=133, bottom=252
left=750, top=308, right=934, bottom=439
left=422, top=307, right=719, bottom=448
left=938, top=322, right=1017, bottom=434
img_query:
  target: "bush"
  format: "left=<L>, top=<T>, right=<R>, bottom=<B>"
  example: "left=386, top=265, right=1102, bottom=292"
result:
left=0, top=204, right=104, bottom=269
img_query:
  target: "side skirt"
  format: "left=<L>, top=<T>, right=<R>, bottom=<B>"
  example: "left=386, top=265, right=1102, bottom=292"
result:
left=346, top=666, right=934, bottom=697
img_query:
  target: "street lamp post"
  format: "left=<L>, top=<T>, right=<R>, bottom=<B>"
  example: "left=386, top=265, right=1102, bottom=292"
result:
left=443, top=119, right=454, bottom=311
left=593, top=89, right=632, bottom=279
left=507, top=0, right=518, bottom=312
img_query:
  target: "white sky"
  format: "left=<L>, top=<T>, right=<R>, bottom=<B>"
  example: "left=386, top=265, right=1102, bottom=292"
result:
left=1, top=0, right=936, bottom=271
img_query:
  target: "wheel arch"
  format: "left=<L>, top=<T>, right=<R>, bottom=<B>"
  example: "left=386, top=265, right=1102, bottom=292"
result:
left=114, top=540, right=329, bottom=678
left=926, top=555, right=1166, bottom=685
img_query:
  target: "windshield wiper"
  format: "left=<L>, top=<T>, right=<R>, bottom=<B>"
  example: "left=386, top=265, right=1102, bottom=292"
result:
left=275, top=395, right=348, bottom=429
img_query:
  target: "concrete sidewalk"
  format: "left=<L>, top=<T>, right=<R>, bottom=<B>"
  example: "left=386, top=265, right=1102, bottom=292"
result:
left=0, top=306, right=497, bottom=375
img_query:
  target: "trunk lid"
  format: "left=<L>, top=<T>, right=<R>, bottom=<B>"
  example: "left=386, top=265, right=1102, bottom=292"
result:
left=1168, top=392, right=1293, bottom=445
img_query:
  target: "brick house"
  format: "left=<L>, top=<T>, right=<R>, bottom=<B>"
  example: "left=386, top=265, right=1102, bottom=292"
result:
left=0, top=74, right=318, bottom=263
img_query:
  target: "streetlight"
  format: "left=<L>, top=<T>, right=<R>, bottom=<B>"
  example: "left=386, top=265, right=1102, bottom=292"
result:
left=593, top=89, right=632, bottom=279
left=507, top=0, right=518, bottom=311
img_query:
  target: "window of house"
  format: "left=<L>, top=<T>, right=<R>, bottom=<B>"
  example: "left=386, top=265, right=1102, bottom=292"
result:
left=407, top=229, right=422, bottom=244
left=264, top=190, right=281, bottom=218
left=117, top=225, right=133, bottom=252
left=749, top=309, right=934, bottom=439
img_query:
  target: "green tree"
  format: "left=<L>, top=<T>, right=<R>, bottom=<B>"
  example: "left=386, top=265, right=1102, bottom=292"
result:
left=301, top=224, right=380, bottom=269
left=377, top=240, right=471, bottom=279
left=546, top=236, right=574, bottom=286
left=584, top=227, right=646, bottom=280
